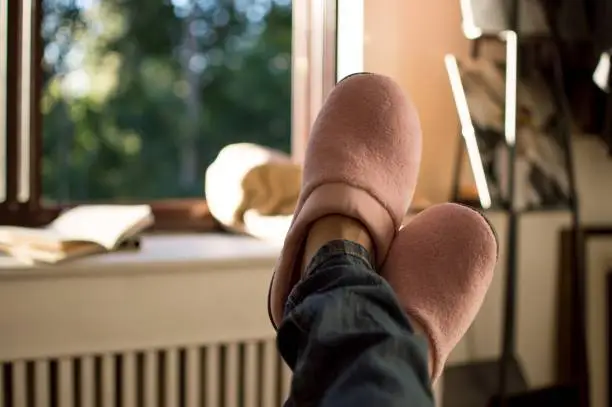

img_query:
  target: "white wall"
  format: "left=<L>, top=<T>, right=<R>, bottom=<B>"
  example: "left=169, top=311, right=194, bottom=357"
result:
left=364, top=0, right=470, bottom=206
left=450, top=211, right=571, bottom=382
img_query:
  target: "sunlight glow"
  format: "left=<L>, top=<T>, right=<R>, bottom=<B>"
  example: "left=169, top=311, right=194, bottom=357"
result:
left=75, top=0, right=96, bottom=9
left=62, top=69, right=92, bottom=98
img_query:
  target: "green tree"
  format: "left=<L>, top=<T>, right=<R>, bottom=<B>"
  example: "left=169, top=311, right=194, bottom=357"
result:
left=41, top=0, right=292, bottom=202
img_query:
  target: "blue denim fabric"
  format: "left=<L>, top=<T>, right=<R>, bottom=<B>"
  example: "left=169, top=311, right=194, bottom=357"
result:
left=277, top=240, right=434, bottom=407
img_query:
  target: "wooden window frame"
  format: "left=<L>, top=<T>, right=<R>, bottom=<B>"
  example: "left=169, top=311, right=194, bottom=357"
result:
left=1, top=0, right=338, bottom=231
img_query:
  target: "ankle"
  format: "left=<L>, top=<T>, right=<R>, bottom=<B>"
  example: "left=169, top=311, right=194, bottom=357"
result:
left=301, top=215, right=373, bottom=273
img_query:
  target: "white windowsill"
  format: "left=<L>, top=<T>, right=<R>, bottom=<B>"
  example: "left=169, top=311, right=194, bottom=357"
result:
left=0, top=234, right=283, bottom=278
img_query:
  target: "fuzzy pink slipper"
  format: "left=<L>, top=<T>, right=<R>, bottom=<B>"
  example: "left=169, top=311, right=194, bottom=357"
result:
left=268, top=73, right=422, bottom=328
left=382, top=203, right=498, bottom=382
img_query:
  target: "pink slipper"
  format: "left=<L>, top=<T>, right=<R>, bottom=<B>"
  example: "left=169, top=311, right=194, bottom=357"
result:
left=268, top=73, right=422, bottom=328
left=382, top=203, right=498, bottom=382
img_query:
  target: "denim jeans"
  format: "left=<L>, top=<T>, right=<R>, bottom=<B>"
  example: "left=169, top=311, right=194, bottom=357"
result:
left=277, top=240, right=434, bottom=407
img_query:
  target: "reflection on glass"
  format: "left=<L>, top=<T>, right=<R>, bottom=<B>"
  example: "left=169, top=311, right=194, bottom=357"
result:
left=41, top=0, right=291, bottom=202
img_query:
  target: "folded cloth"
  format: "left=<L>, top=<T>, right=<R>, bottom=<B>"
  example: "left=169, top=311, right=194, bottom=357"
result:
left=205, top=143, right=302, bottom=234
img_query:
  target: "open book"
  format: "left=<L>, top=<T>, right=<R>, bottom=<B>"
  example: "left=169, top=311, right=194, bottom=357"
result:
left=0, top=205, right=154, bottom=264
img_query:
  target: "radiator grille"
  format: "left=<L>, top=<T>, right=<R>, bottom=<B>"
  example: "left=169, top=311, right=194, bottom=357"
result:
left=0, top=340, right=292, bottom=407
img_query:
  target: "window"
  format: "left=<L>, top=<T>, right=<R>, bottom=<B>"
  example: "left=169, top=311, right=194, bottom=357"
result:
left=0, top=0, right=337, bottom=231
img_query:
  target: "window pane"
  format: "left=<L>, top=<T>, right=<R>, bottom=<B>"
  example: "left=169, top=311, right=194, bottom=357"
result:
left=41, top=0, right=291, bottom=202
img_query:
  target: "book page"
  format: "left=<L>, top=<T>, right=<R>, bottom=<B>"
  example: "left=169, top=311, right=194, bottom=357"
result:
left=50, top=205, right=153, bottom=249
left=0, top=226, right=65, bottom=247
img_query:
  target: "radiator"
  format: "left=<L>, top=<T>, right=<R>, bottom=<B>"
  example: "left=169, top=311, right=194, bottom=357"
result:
left=0, top=340, right=291, bottom=407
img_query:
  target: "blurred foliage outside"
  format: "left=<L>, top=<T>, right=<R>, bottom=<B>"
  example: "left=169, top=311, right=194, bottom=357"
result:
left=42, top=0, right=292, bottom=202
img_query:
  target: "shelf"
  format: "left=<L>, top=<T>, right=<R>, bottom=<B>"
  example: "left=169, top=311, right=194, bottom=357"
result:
left=446, top=55, right=574, bottom=211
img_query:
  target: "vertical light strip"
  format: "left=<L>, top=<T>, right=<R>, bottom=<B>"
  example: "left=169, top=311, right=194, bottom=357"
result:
left=444, top=54, right=492, bottom=209
left=445, top=55, right=474, bottom=132
left=18, top=0, right=32, bottom=202
left=321, top=0, right=337, bottom=96
left=336, top=0, right=364, bottom=81
left=593, top=51, right=611, bottom=92
left=290, top=0, right=310, bottom=162
left=504, top=30, right=518, bottom=146
left=308, top=0, right=324, bottom=124
left=0, top=0, right=8, bottom=201
left=291, top=0, right=338, bottom=162
left=459, top=0, right=483, bottom=39
left=0, top=363, right=3, bottom=407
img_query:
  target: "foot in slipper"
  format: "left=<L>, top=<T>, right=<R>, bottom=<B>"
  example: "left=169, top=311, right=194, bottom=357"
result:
left=268, top=73, right=422, bottom=328
left=382, top=203, right=498, bottom=382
